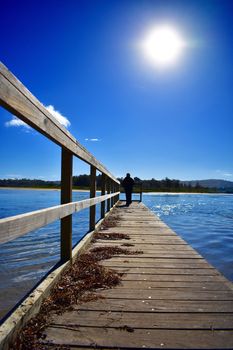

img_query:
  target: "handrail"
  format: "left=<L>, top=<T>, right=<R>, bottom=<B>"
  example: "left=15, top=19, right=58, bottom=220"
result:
left=0, top=62, right=119, bottom=184
left=0, top=192, right=120, bottom=245
left=120, top=182, right=143, bottom=202
left=0, top=62, right=120, bottom=262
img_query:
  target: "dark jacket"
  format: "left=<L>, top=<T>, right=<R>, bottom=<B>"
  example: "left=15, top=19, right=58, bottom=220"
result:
left=122, top=176, right=134, bottom=192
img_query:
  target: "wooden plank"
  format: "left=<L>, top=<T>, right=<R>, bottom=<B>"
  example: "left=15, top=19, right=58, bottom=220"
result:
left=121, top=273, right=228, bottom=283
left=60, top=148, right=73, bottom=262
left=99, top=289, right=233, bottom=301
left=75, top=299, right=233, bottom=313
left=50, top=310, right=233, bottom=329
left=102, top=257, right=206, bottom=263
left=93, top=238, right=188, bottom=244
left=93, top=252, right=203, bottom=258
left=0, top=192, right=119, bottom=244
left=89, top=165, right=96, bottom=231
left=115, top=280, right=231, bottom=291
left=101, top=173, right=106, bottom=218
left=43, top=327, right=233, bottom=349
left=107, top=178, right=111, bottom=212
left=101, top=261, right=213, bottom=269
left=0, top=62, right=119, bottom=183
left=108, top=267, right=221, bottom=275
left=92, top=242, right=196, bottom=251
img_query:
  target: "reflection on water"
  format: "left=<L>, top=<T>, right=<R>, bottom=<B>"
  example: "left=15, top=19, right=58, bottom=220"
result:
left=0, top=190, right=233, bottom=321
left=143, top=193, right=233, bottom=283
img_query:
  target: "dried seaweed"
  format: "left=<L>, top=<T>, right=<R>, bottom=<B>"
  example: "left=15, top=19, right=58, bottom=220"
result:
left=90, top=246, right=143, bottom=259
left=100, top=215, right=121, bottom=228
left=121, top=243, right=135, bottom=247
left=92, top=231, right=130, bottom=241
left=10, top=243, right=140, bottom=350
left=10, top=251, right=121, bottom=350
left=118, top=325, right=135, bottom=333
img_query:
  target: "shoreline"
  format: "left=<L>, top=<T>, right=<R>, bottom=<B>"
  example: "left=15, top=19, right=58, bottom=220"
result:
left=0, top=187, right=232, bottom=195
left=0, top=187, right=91, bottom=192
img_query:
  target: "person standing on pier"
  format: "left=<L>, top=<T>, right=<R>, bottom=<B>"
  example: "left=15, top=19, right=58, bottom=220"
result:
left=122, top=173, right=134, bottom=206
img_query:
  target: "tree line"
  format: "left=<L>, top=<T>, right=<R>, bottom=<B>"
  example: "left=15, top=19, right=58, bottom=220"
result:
left=0, top=175, right=218, bottom=193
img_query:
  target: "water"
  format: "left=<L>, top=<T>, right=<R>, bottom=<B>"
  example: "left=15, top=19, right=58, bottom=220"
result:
left=0, top=189, right=101, bottom=320
left=0, top=190, right=233, bottom=321
left=142, top=193, right=233, bottom=282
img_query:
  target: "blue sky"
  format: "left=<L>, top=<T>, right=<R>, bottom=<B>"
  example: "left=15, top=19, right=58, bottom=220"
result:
left=1, top=0, right=233, bottom=181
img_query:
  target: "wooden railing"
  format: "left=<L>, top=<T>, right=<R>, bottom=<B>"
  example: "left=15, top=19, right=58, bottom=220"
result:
left=0, top=62, right=120, bottom=262
left=120, top=183, right=143, bottom=202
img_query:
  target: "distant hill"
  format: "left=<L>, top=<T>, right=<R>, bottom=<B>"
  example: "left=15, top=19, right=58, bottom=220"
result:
left=183, top=179, right=233, bottom=190
left=1, top=177, right=233, bottom=193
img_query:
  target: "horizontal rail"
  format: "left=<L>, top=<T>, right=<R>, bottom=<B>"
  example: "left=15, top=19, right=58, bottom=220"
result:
left=0, top=62, right=119, bottom=184
left=0, top=192, right=120, bottom=244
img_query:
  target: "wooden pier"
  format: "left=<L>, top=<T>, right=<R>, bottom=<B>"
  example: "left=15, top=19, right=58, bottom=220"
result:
left=40, top=201, right=233, bottom=349
left=1, top=63, right=233, bottom=349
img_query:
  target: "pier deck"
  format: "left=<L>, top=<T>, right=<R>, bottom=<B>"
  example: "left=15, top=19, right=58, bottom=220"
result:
left=43, top=201, right=233, bottom=349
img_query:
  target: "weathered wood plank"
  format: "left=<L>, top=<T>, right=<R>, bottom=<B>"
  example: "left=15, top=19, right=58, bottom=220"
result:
left=75, top=299, right=233, bottom=313
left=114, top=280, right=232, bottom=290
left=121, top=273, right=228, bottom=283
left=107, top=267, right=221, bottom=275
left=89, top=165, right=96, bottom=231
left=60, top=148, right=73, bottom=262
left=43, top=326, right=233, bottom=349
left=0, top=192, right=119, bottom=244
left=101, top=173, right=106, bottom=218
left=101, top=261, right=213, bottom=269
left=99, top=288, right=233, bottom=301
left=92, top=242, right=196, bottom=251
left=102, top=257, right=206, bottom=263
left=0, top=62, right=119, bottom=183
left=50, top=310, right=233, bottom=329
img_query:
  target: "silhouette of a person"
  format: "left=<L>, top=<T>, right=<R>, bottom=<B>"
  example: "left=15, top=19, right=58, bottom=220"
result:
left=122, top=173, right=134, bottom=206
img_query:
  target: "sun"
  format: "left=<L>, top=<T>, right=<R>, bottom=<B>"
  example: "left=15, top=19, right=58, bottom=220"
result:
left=142, top=25, right=185, bottom=67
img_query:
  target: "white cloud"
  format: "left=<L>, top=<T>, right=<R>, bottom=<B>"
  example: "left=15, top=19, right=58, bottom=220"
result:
left=45, top=105, right=70, bottom=128
left=5, top=117, right=31, bottom=129
left=4, top=104, right=71, bottom=130
left=223, top=173, right=233, bottom=177
left=215, top=169, right=233, bottom=178
left=5, top=174, right=22, bottom=179
left=85, top=138, right=100, bottom=142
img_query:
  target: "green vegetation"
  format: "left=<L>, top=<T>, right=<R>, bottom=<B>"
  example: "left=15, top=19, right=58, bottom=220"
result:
left=131, top=177, right=217, bottom=193
left=0, top=175, right=225, bottom=193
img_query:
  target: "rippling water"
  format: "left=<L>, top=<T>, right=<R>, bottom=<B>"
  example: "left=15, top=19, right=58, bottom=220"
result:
left=0, top=189, right=233, bottom=320
left=143, top=193, right=233, bottom=282
left=0, top=189, right=101, bottom=320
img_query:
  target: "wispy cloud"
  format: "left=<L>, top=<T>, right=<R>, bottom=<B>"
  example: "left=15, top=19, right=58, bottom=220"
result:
left=215, top=169, right=233, bottom=178
left=5, top=174, right=22, bottom=179
left=85, top=138, right=101, bottom=142
left=223, top=173, right=233, bottom=177
left=4, top=104, right=71, bottom=130
left=5, top=117, right=30, bottom=129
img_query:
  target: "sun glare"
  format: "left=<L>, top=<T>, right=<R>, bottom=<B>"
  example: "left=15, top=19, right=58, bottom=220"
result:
left=142, top=25, right=185, bottom=67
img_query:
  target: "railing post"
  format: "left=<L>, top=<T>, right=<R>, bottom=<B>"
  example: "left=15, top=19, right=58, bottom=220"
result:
left=114, top=183, right=117, bottom=204
left=107, top=177, right=111, bottom=212
left=101, top=173, right=106, bottom=218
left=140, top=183, right=143, bottom=202
left=113, top=183, right=116, bottom=205
left=60, top=148, right=73, bottom=263
left=111, top=181, right=114, bottom=208
left=117, top=183, right=120, bottom=202
left=89, top=165, right=96, bottom=231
